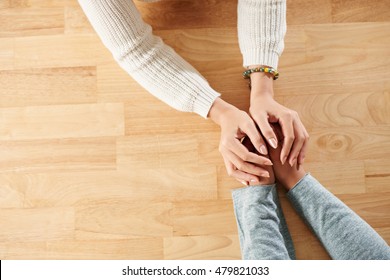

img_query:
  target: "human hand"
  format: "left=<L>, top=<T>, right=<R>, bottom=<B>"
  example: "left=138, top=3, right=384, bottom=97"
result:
left=247, top=66, right=309, bottom=168
left=250, top=92, right=309, bottom=167
left=242, top=136, right=275, bottom=186
left=208, top=98, right=273, bottom=185
left=267, top=123, right=306, bottom=191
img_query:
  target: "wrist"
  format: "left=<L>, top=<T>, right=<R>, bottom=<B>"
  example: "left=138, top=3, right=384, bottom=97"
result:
left=208, top=97, right=236, bottom=125
left=248, top=70, right=274, bottom=101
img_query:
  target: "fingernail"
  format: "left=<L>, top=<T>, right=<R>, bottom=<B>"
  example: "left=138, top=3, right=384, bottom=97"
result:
left=259, top=145, right=268, bottom=155
left=268, top=138, right=278, bottom=149
left=281, top=156, right=287, bottom=165
left=250, top=179, right=259, bottom=184
left=241, top=180, right=248, bottom=186
left=261, top=172, right=270, bottom=178
left=290, top=158, right=296, bottom=167
left=264, top=160, right=273, bottom=166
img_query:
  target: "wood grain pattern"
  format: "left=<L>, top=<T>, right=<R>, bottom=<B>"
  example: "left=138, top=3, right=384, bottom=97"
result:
left=0, top=137, right=116, bottom=173
left=306, top=126, right=390, bottom=162
left=331, top=0, right=390, bottom=23
left=0, top=207, right=74, bottom=242
left=164, top=235, right=240, bottom=260
left=0, top=238, right=163, bottom=259
left=0, top=67, right=97, bottom=108
left=0, top=103, right=124, bottom=140
left=75, top=200, right=173, bottom=238
left=0, top=7, right=64, bottom=37
left=0, top=0, right=389, bottom=260
left=365, top=159, right=390, bottom=193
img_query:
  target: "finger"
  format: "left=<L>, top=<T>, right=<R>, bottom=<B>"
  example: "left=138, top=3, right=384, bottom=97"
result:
left=230, top=138, right=273, bottom=166
left=287, top=120, right=306, bottom=167
left=252, top=113, right=278, bottom=150
left=225, top=148, right=270, bottom=178
left=222, top=155, right=260, bottom=185
left=297, top=124, right=310, bottom=166
left=240, top=118, right=269, bottom=155
left=279, top=114, right=295, bottom=165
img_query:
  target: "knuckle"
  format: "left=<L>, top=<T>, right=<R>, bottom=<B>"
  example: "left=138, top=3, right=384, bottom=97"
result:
left=235, top=162, right=243, bottom=170
left=242, top=152, right=251, bottom=162
left=285, top=135, right=295, bottom=143
left=297, top=133, right=306, bottom=143
left=220, top=138, right=230, bottom=148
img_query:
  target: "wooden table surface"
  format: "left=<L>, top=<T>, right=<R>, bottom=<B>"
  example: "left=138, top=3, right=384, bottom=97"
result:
left=0, top=0, right=389, bottom=259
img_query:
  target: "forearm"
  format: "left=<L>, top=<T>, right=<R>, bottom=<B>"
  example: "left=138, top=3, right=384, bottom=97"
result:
left=287, top=174, right=390, bottom=260
left=79, top=0, right=220, bottom=118
left=232, top=185, right=295, bottom=260
left=238, top=0, right=287, bottom=69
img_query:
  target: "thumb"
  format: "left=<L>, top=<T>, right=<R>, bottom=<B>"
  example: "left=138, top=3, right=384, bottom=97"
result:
left=253, top=114, right=278, bottom=149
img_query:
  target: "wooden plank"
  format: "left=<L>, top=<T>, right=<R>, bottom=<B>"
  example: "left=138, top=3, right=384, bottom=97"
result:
left=117, top=134, right=198, bottom=168
left=135, top=0, right=237, bottom=30
left=16, top=167, right=217, bottom=207
left=0, top=103, right=124, bottom=141
left=0, top=67, right=97, bottom=108
left=277, top=23, right=390, bottom=97
left=305, top=126, right=390, bottom=162
left=0, top=7, right=64, bottom=38
left=331, top=0, right=390, bottom=23
left=0, top=38, right=14, bottom=71
left=124, top=100, right=217, bottom=135
left=364, top=159, right=390, bottom=193
left=337, top=193, right=390, bottom=229
left=164, top=235, right=241, bottom=260
left=0, top=137, right=116, bottom=173
left=97, top=61, right=146, bottom=103
left=283, top=91, right=390, bottom=130
left=287, top=0, right=332, bottom=25
left=172, top=200, right=237, bottom=236
left=0, top=207, right=74, bottom=242
left=75, top=200, right=173, bottom=238
left=64, top=4, right=94, bottom=34
left=0, top=238, right=163, bottom=259
left=305, top=23, right=390, bottom=56
left=14, top=34, right=111, bottom=69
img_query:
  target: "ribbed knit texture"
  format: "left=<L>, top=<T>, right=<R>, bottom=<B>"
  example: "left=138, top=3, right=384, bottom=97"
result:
left=79, top=0, right=286, bottom=117
left=238, top=0, right=286, bottom=69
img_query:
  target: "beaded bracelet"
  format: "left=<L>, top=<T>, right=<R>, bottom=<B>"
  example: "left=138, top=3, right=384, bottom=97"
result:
left=242, top=66, right=279, bottom=89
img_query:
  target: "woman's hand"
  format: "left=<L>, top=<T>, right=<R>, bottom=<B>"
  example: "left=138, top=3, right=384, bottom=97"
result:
left=208, top=98, right=273, bottom=185
left=248, top=68, right=309, bottom=167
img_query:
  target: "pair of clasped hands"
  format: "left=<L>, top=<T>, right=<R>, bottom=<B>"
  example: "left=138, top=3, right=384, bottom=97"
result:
left=208, top=69, right=309, bottom=186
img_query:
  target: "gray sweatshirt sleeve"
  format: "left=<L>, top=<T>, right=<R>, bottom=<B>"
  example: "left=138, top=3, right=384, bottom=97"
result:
left=232, top=184, right=295, bottom=260
left=287, top=174, right=390, bottom=260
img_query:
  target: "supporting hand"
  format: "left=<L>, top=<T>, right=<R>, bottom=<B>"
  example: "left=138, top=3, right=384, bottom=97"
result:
left=208, top=98, right=273, bottom=185
left=248, top=69, right=309, bottom=167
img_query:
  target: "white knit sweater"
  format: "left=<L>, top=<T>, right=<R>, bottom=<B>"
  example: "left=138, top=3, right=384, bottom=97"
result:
left=78, top=0, right=286, bottom=118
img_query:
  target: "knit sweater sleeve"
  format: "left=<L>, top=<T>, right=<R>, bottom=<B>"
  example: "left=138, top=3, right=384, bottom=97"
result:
left=78, top=0, right=220, bottom=118
left=237, top=0, right=287, bottom=69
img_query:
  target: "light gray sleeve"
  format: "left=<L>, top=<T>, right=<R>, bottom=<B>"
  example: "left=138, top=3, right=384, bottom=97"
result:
left=232, top=184, right=295, bottom=260
left=287, top=174, right=390, bottom=260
